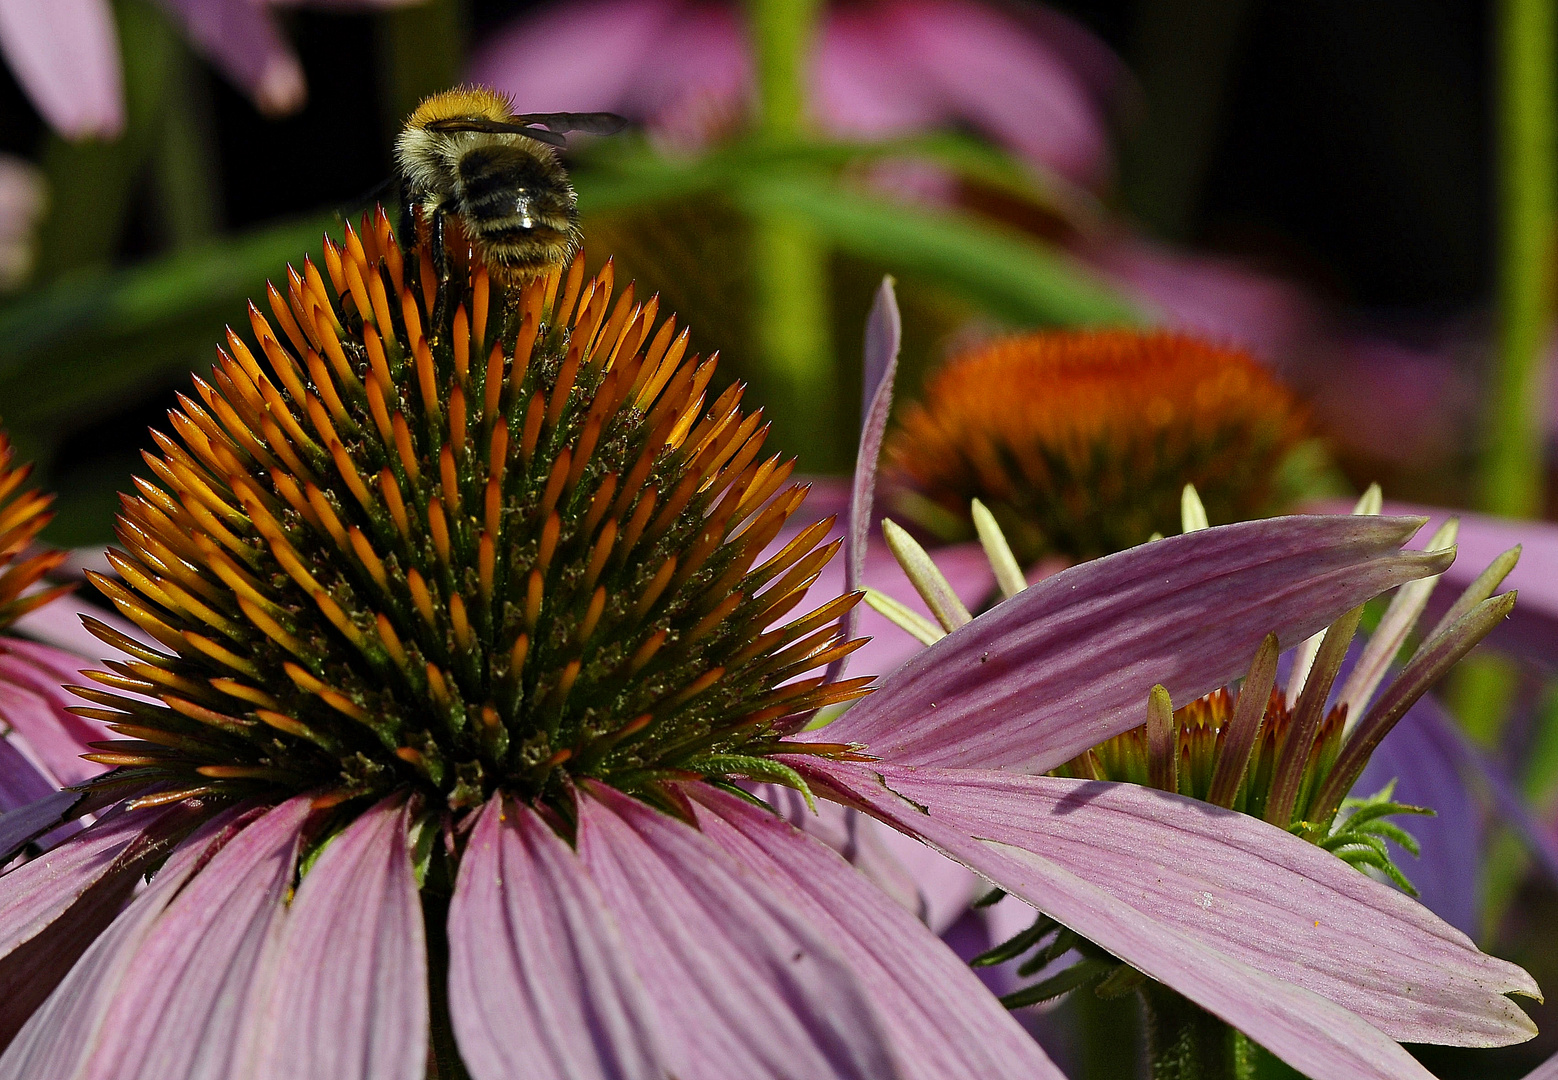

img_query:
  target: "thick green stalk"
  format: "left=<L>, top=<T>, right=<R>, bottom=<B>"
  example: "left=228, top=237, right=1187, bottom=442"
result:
left=422, top=891, right=471, bottom=1080
left=742, top=0, right=838, bottom=469
left=1483, top=0, right=1555, bottom=517
left=153, top=42, right=220, bottom=250
left=1141, top=984, right=1254, bottom=1080
left=1457, top=0, right=1556, bottom=803
left=747, top=0, right=824, bottom=137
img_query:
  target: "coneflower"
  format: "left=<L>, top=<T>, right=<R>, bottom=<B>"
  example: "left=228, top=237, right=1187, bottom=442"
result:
left=74, top=208, right=868, bottom=818
left=0, top=220, right=1536, bottom=1080
left=0, top=434, right=111, bottom=816
left=886, top=330, right=1310, bottom=561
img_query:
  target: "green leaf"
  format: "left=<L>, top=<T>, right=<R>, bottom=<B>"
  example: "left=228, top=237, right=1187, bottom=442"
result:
left=999, top=956, right=1118, bottom=1010
left=0, top=215, right=331, bottom=456
left=970, top=912, right=1060, bottom=968
left=733, top=176, right=1144, bottom=327
left=692, top=753, right=815, bottom=810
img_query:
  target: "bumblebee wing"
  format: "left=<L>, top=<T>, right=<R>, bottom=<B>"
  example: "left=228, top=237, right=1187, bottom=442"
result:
left=509, top=112, right=629, bottom=136
left=422, top=116, right=570, bottom=146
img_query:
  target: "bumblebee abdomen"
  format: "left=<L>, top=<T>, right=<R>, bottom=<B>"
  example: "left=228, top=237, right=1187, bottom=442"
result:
left=455, top=143, right=575, bottom=228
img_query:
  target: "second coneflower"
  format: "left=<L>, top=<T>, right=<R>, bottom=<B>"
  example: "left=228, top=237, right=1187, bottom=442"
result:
left=0, top=223, right=1537, bottom=1080
left=887, top=329, right=1310, bottom=561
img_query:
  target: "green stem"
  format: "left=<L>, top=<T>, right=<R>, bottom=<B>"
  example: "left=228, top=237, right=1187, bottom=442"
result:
left=1075, top=989, right=1146, bottom=1080
left=421, top=891, right=470, bottom=1080
left=1483, top=0, right=1555, bottom=518
left=1141, top=983, right=1254, bottom=1080
left=748, top=211, right=837, bottom=466
left=741, top=0, right=837, bottom=469
left=153, top=41, right=220, bottom=250
left=746, top=0, right=824, bottom=137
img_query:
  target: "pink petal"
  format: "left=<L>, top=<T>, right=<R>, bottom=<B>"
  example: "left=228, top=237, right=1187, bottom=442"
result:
left=802, top=759, right=1539, bottom=1079
left=250, top=796, right=424, bottom=1080
left=79, top=796, right=313, bottom=1080
left=468, top=0, right=684, bottom=115
left=0, top=804, right=257, bottom=1077
left=156, top=0, right=304, bottom=114
left=1527, top=1052, right=1558, bottom=1080
left=685, top=783, right=1066, bottom=1080
left=576, top=781, right=900, bottom=1080
left=0, top=741, right=58, bottom=814
left=9, top=589, right=151, bottom=660
left=831, top=278, right=902, bottom=683
left=0, top=789, right=80, bottom=856
left=814, top=7, right=948, bottom=138
left=448, top=795, right=666, bottom=1080
left=884, top=0, right=1113, bottom=184
left=748, top=783, right=922, bottom=919
left=0, top=0, right=123, bottom=139
left=820, top=515, right=1450, bottom=771
left=0, top=640, right=111, bottom=786
left=0, top=800, right=211, bottom=1050
left=1371, top=500, right=1558, bottom=667
left=750, top=782, right=977, bottom=933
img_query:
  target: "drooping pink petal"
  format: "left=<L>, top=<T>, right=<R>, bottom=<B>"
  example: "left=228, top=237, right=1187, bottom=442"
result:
left=801, top=758, right=1539, bottom=1079
left=448, top=795, right=666, bottom=1080
left=0, top=789, right=81, bottom=857
left=686, top=783, right=1066, bottom=1080
left=576, top=781, right=900, bottom=1080
left=156, top=0, right=304, bottom=114
left=78, top=796, right=313, bottom=1080
left=820, top=515, right=1451, bottom=771
left=0, top=800, right=211, bottom=1050
left=250, top=795, right=424, bottom=1080
left=0, top=0, right=123, bottom=139
left=830, top=277, right=901, bottom=684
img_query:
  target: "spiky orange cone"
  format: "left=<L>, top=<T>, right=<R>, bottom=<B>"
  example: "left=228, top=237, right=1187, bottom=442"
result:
left=74, top=208, right=869, bottom=817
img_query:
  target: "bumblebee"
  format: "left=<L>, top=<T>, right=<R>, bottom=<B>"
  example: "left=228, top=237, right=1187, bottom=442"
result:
left=394, top=86, right=625, bottom=284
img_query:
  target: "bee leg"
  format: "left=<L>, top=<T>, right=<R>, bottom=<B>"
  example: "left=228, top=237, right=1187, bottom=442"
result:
left=429, top=207, right=450, bottom=332
left=398, top=187, right=417, bottom=254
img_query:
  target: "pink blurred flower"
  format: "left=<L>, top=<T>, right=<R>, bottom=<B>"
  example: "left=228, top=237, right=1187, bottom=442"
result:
left=470, top=0, right=1123, bottom=187
left=0, top=0, right=423, bottom=138
left=0, top=0, right=122, bottom=140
